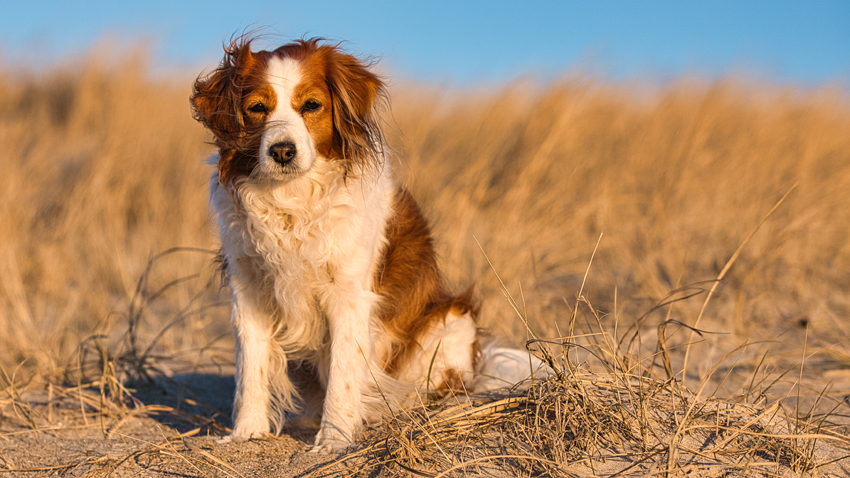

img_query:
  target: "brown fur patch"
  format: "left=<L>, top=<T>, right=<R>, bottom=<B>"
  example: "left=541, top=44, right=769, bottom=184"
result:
left=430, top=368, right=465, bottom=399
left=471, top=339, right=482, bottom=371
left=292, top=55, right=335, bottom=158
left=373, top=188, right=479, bottom=374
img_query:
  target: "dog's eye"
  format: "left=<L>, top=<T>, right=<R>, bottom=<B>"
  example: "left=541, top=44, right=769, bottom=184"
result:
left=301, top=100, right=321, bottom=113
left=247, top=103, right=268, bottom=114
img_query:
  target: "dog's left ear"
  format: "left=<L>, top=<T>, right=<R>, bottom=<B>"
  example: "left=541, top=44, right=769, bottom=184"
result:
left=191, top=39, right=259, bottom=144
left=191, top=39, right=262, bottom=190
left=324, top=47, right=385, bottom=166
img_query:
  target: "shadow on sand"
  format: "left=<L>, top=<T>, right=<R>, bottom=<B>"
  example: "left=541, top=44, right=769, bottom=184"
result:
left=132, top=373, right=319, bottom=445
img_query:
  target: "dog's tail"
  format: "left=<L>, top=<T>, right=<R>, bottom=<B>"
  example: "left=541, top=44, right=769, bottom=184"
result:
left=472, top=345, right=553, bottom=392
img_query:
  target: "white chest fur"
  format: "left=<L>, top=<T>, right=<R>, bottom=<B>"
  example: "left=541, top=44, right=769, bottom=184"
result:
left=211, top=158, right=394, bottom=361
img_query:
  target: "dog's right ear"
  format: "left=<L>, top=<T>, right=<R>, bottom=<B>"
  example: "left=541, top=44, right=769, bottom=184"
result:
left=190, top=39, right=256, bottom=143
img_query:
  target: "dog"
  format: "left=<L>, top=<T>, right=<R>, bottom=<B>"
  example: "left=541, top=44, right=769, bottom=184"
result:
left=191, top=37, right=538, bottom=452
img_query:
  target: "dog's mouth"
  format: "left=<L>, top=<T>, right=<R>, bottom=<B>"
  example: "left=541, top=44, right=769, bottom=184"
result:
left=256, top=161, right=307, bottom=182
left=263, top=150, right=323, bottom=181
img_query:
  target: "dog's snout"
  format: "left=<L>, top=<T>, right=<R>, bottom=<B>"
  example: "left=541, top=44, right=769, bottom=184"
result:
left=269, top=141, right=297, bottom=165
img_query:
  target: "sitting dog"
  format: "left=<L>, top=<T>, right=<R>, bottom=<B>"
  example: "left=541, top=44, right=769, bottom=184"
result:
left=191, top=37, right=537, bottom=452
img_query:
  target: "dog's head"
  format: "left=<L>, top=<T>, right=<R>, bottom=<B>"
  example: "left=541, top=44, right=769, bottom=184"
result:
left=191, top=38, right=385, bottom=188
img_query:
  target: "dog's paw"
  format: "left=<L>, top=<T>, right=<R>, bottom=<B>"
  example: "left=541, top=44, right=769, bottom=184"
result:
left=309, top=428, right=351, bottom=453
left=217, top=433, right=261, bottom=444
left=309, top=439, right=350, bottom=453
left=228, top=409, right=272, bottom=440
left=227, top=422, right=271, bottom=442
left=219, top=432, right=261, bottom=443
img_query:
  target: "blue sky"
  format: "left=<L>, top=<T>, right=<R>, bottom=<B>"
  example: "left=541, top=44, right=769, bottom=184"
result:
left=2, top=1, right=848, bottom=85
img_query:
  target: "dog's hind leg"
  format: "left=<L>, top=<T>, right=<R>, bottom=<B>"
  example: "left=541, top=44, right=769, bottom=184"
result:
left=396, top=306, right=479, bottom=397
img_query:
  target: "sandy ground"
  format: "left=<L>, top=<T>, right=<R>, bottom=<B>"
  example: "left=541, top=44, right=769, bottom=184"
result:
left=2, top=369, right=850, bottom=478
left=0, top=374, right=340, bottom=478
left=0, top=372, right=520, bottom=477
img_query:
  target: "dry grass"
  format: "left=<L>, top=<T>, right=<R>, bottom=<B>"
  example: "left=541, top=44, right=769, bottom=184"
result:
left=325, top=372, right=845, bottom=476
left=318, top=290, right=850, bottom=477
left=0, top=56, right=224, bottom=378
left=1, top=51, right=850, bottom=476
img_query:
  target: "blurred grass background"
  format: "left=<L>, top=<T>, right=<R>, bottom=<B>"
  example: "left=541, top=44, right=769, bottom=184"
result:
left=1, top=52, right=848, bottom=391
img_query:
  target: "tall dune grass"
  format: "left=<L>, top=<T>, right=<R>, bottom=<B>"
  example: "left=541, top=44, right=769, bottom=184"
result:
left=0, top=57, right=216, bottom=375
left=390, top=78, right=850, bottom=373
left=1, top=54, right=849, bottom=387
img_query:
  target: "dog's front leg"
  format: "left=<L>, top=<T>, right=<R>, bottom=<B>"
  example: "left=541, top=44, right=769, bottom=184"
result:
left=311, top=282, right=377, bottom=452
left=228, top=286, right=277, bottom=440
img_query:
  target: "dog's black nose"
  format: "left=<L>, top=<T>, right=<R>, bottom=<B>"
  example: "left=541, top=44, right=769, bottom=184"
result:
left=269, top=141, right=297, bottom=165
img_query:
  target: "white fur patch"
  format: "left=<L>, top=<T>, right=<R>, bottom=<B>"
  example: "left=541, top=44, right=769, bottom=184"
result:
left=259, top=57, right=317, bottom=179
